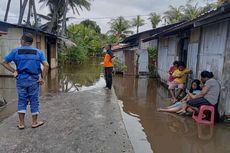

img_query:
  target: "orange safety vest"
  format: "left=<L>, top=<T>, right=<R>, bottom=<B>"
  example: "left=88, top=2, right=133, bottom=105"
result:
left=103, top=53, right=113, bottom=67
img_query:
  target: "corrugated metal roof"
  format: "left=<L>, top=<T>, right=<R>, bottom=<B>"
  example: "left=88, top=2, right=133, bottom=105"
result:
left=0, top=21, right=57, bottom=38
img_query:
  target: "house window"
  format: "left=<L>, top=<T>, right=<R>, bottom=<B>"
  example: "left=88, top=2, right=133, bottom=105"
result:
left=36, top=35, right=41, bottom=49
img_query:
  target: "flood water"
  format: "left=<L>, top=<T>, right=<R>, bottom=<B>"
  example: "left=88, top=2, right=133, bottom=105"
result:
left=1, top=60, right=230, bottom=153
left=0, top=58, right=103, bottom=121
left=113, top=76, right=230, bottom=153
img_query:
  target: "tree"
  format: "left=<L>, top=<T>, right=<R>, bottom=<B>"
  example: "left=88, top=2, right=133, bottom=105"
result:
left=39, top=0, right=63, bottom=33
left=107, top=16, right=133, bottom=42
left=61, top=0, right=91, bottom=36
left=148, top=12, right=161, bottom=28
left=163, top=5, right=184, bottom=24
left=182, top=3, right=202, bottom=20
left=37, top=4, right=73, bottom=35
left=80, top=19, right=101, bottom=33
left=4, top=0, right=11, bottom=21
left=132, top=15, right=145, bottom=33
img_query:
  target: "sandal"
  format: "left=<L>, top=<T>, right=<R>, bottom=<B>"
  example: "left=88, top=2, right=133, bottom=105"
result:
left=17, top=124, right=25, bottom=130
left=32, top=121, right=44, bottom=128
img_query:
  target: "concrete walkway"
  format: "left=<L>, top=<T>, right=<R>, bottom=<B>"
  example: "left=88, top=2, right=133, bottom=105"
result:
left=0, top=88, right=134, bottom=153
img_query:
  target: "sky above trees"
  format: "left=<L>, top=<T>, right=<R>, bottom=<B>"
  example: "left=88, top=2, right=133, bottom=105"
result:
left=0, top=0, right=215, bottom=33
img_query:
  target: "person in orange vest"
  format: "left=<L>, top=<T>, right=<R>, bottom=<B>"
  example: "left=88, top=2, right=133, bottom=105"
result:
left=103, top=44, right=114, bottom=89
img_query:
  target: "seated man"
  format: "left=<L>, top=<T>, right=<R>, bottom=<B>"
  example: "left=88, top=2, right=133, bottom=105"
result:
left=168, top=61, right=192, bottom=103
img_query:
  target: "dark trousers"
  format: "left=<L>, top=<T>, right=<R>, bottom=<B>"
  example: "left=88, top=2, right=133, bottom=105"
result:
left=104, top=67, right=113, bottom=89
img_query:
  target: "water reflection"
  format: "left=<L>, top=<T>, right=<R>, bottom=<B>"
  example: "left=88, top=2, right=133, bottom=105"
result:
left=113, top=76, right=230, bottom=153
left=0, top=58, right=103, bottom=121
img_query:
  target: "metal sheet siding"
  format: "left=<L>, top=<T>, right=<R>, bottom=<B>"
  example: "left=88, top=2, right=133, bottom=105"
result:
left=157, top=36, right=177, bottom=82
left=138, top=49, right=149, bottom=73
left=221, top=20, right=230, bottom=116
left=0, top=28, right=23, bottom=75
left=197, top=20, right=228, bottom=81
left=187, top=43, right=199, bottom=78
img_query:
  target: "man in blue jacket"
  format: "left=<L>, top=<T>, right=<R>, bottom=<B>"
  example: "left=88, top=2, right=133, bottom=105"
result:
left=1, top=33, right=49, bottom=129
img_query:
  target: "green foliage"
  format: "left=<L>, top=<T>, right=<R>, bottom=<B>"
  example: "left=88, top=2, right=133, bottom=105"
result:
left=59, top=23, right=104, bottom=64
left=80, top=19, right=101, bottom=33
left=131, top=15, right=145, bottom=33
left=59, top=46, right=87, bottom=64
left=163, top=2, right=218, bottom=24
left=148, top=13, right=161, bottom=28
left=107, top=16, right=133, bottom=42
left=113, top=57, right=127, bottom=73
left=147, top=47, right=157, bottom=59
left=147, top=47, right=158, bottom=78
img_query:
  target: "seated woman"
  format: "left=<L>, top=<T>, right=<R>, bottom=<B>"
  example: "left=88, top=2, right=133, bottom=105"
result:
left=180, top=71, right=220, bottom=114
left=158, top=79, right=202, bottom=113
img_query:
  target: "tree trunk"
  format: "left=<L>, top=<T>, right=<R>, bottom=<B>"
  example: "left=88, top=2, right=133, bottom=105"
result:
left=4, top=0, right=11, bottom=21
left=32, top=0, right=38, bottom=27
left=18, top=0, right=29, bottom=25
left=61, top=0, right=69, bottom=36
left=26, top=0, right=32, bottom=26
left=47, top=8, right=59, bottom=33
left=136, top=26, right=139, bottom=34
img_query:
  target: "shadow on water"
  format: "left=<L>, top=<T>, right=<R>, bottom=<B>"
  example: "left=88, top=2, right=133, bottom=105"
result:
left=0, top=58, right=103, bottom=122
left=113, top=75, right=230, bottom=153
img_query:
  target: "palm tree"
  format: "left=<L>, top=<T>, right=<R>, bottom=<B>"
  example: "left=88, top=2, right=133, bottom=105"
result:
left=4, top=0, right=11, bottom=21
left=107, top=16, right=133, bottom=42
left=132, top=15, right=145, bottom=33
left=163, top=5, right=184, bottom=24
left=80, top=19, right=101, bottom=33
left=39, top=0, right=65, bottom=33
left=182, top=3, right=202, bottom=20
left=148, top=12, right=161, bottom=28
left=18, top=0, right=28, bottom=25
left=61, top=0, right=91, bottom=36
left=39, top=0, right=91, bottom=35
left=38, top=4, right=73, bottom=35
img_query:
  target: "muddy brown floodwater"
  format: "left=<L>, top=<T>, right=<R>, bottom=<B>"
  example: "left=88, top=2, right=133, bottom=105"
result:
left=1, top=59, right=230, bottom=153
left=113, top=75, right=230, bottom=153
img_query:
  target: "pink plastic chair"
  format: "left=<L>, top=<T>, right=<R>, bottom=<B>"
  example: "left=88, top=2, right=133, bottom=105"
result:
left=192, top=105, right=215, bottom=124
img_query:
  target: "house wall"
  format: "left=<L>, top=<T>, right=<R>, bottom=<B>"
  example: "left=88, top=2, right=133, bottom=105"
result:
left=0, top=28, right=22, bottom=75
left=157, top=36, right=178, bottom=82
left=0, top=27, right=58, bottom=76
left=187, top=28, right=201, bottom=86
left=221, top=19, right=230, bottom=116
left=197, top=20, right=228, bottom=81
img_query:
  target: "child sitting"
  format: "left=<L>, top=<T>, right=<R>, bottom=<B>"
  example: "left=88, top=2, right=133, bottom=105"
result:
left=158, top=79, right=202, bottom=113
left=168, top=61, right=179, bottom=83
left=168, top=61, right=192, bottom=103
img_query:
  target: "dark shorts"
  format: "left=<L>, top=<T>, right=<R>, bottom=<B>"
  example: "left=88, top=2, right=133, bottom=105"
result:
left=187, top=97, right=212, bottom=108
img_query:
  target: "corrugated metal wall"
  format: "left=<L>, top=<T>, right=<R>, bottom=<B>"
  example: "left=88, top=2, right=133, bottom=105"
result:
left=157, top=36, right=177, bottom=82
left=221, top=19, right=230, bottom=116
left=197, top=20, right=228, bottom=81
left=0, top=28, right=22, bottom=75
left=138, top=49, right=149, bottom=73
left=197, top=20, right=229, bottom=116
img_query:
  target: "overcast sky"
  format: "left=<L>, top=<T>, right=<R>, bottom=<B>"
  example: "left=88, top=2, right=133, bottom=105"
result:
left=0, top=0, right=215, bottom=33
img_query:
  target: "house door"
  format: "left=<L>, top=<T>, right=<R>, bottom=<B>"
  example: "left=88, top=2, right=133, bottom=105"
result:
left=124, top=50, right=135, bottom=75
left=179, top=38, right=189, bottom=63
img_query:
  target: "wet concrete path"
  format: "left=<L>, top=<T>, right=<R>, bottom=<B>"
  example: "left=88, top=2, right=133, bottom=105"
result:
left=0, top=86, right=134, bottom=153
left=113, top=76, right=230, bottom=153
